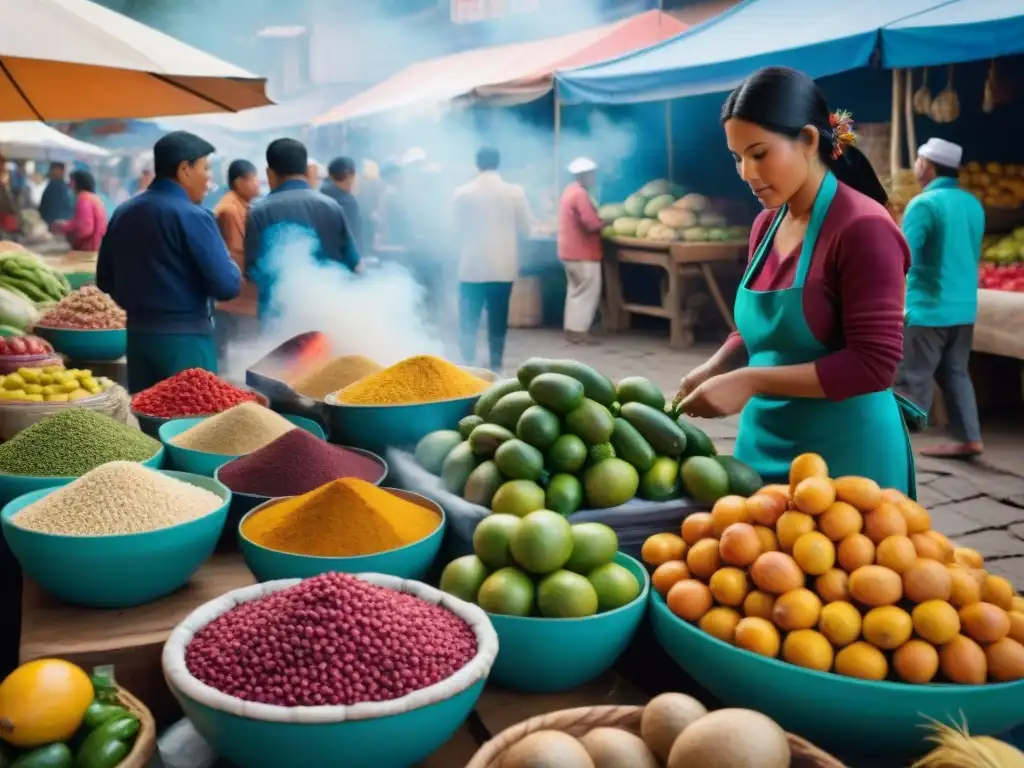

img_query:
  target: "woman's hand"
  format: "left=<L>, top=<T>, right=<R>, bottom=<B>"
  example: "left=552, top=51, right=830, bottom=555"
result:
left=679, top=368, right=759, bottom=419
left=672, top=363, right=716, bottom=411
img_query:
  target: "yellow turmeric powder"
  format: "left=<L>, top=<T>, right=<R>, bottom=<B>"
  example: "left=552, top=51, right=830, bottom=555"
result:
left=292, top=355, right=382, bottom=400
left=334, top=355, right=490, bottom=406
left=241, top=477, right=440, bottom=556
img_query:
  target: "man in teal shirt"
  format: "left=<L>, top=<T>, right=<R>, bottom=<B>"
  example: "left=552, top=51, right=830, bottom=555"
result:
left=897, top=138, right=986, bottom=457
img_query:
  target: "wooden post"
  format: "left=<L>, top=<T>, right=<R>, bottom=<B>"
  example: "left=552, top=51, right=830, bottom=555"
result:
left=890, top=68, right=903, bottom=178
left=554, top=80, right=562, bottom=197
left=903, top=69, right=917, bottom=166
left=665, top=101, right=674, bottom=181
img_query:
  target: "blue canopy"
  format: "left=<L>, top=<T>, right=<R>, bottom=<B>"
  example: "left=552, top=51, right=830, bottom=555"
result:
left=881, top=0, right=1024, bottom=67
left=556, top=0, right=947, bottom=104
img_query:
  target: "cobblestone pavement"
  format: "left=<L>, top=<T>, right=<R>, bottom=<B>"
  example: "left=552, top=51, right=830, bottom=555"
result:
left=495, top=328, right=1024, bottom=587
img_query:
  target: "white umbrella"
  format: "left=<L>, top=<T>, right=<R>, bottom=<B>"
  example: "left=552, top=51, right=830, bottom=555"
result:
left=0, top=121, right=108, bottom=161
left=0, top=0, right=271, bottom=121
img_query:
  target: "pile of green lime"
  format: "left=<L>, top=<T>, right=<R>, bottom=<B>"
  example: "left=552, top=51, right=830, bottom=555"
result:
left=439, top=512, right=641, bottom=619
left=414, top=357, right=765, bottom=515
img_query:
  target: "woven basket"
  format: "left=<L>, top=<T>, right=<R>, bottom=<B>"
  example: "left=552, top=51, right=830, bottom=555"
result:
left=466, top=705, right=846, bottom=768
left=116, top=686, right=157, bottom=768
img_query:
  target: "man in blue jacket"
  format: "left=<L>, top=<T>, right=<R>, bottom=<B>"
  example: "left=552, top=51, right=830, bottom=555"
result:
left=897, top=138, right=986, bottom=458
left=97, top=131, right=242, bottom=392
left=245, top=138, right=360, bottom=322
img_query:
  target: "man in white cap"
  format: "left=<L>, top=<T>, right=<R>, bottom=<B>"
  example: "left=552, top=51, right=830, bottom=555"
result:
left=558, top=157, right=605, bottom=344
left=896, top=137, right=986, bottom=457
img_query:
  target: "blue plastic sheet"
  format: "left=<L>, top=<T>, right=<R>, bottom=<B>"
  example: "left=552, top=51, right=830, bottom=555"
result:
left=386, top=449, right=706, bottom=561
left=555, top=0, right=951, bottom=105
left=881, top=0, right=1024, bottom=67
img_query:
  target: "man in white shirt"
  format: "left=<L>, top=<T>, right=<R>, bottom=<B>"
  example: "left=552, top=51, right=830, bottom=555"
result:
left=453, top=147, right=532, bottom=372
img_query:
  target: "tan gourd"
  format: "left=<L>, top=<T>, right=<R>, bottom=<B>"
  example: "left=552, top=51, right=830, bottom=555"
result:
left=930, top=65, right=960, bottom=123
left=912, top=68, right=933, bottom=115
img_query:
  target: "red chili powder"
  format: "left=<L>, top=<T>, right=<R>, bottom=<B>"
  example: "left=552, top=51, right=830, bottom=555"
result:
left=185, top=572, right=478, bottom=707
left=217, top=428, right=383, bottom=496
left=131, top=368, right=260, bottom=418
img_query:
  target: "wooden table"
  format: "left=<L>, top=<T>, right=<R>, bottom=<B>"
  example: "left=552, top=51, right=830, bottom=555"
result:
left=603, top=238, right=745, bottom=348
left=20, top=553, right=255, bottom=728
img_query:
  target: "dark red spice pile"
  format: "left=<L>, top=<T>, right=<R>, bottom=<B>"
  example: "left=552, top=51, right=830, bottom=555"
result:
left=218, top=429, right=383, bottom=496
left=185, top=573, right=478, bottom=707
left=131, top=368, right=259, bottom=418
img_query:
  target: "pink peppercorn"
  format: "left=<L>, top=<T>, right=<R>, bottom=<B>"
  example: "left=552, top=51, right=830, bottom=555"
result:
left=185, top=573, right=478, bottom=707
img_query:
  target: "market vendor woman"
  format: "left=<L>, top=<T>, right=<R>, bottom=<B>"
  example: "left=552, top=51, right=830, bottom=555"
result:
left=97, top=131, right=242, bottom=392
left=675, top=67, right=920, bottom=497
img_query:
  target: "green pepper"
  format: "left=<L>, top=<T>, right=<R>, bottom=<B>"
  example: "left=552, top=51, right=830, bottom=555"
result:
left=10, top=743, right=73, bottom=768
left=81, top=703, right=129, bottom=731
left=71, top=739, right=128, bottom=768
left=73, top=715, right=139, bottom=768
left=88, top=673, right=118, bottom=706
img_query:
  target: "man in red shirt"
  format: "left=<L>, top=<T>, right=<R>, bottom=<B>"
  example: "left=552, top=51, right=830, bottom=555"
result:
left=558, top=157, right=605, bottom=344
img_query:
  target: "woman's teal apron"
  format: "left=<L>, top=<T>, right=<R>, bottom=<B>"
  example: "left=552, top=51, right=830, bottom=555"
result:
left=733, top=171, right=921, bottom=498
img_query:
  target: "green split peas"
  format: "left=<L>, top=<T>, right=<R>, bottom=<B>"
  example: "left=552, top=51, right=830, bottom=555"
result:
left=0, top=408, right=159, bottom=477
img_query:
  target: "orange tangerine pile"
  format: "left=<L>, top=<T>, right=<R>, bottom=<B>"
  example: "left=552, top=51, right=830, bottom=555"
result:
left=641, top=453, right=1024, bottom=685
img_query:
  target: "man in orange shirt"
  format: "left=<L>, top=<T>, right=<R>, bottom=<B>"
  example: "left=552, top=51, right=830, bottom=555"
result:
left=558, top=157, right=605, bottom=344
left=213, top=160, right=260, bottom=357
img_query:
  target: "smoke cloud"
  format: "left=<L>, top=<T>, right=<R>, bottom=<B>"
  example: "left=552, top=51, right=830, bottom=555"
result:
left=222, top=224, right=444, bottom=381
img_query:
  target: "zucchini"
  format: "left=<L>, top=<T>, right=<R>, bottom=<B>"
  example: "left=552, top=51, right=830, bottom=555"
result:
left=473, top=379, right=521, bottom=419
left=620, top=401, right=687, bottom=457
left=610, top=417, right=656, bottom=473
left=544, top=360, right=616, bottom=406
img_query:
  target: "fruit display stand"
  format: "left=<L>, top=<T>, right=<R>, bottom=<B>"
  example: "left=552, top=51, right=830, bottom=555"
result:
left=602, top=238, right=745, bottom=349
left=18, top=552, right=255, bottom=729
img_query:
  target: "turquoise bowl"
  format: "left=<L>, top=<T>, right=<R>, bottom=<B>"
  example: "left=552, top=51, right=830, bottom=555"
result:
left=0, top=470, right=229, bottom=608
left=64, top=272, right=94, bottom=290
left=34, top=325, right=127, bottom=362
left=159, top=414, right=326, bottom=477
left=486, top=551, right=649, bottom=693
left=133, top=391, right=272, bottom=438
left=0, top=444, right=164, bottom=504
left=649, top=592, right=1024, bottom=758
left=213, top=447, right=388, bottom=552
left=239, top=489, right=445, bottom=582
left=162, top=574, right=498, bottom=768
left=322, top=367, right=497, bottom=454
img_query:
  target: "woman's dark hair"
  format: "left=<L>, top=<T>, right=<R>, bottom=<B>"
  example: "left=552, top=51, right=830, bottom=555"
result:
left=69, top=170, right=95, bottom=194
left=722, top=66, right=887, bottom=206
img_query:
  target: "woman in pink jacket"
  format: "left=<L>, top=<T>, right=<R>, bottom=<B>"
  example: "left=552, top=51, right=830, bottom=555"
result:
left=53, top=169, right=108, bottom=251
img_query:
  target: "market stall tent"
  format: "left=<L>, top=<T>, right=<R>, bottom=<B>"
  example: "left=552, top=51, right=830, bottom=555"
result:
left=554, top=0, right=952, bottom=105
left=0, top=0, right=271, bottom=121
left=311, top=10, right=686, bottom=126
left=0, top=121, right=109, bottom=161
left=880, top=0, right=1024, bottom=67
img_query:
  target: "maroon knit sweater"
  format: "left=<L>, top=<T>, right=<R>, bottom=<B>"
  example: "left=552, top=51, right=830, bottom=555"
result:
left=726, top=181, right=910, bottom=401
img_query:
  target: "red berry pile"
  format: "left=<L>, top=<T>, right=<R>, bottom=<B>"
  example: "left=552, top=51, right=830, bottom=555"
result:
left=185, top=573, right=478, bottom=707
left=0, top=335, right=54, bottom=357
left=131, top=368, right=259, bottom=418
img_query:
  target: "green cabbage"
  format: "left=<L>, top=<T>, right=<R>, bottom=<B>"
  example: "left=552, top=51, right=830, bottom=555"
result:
left=0, top=286, right=39, bottom=329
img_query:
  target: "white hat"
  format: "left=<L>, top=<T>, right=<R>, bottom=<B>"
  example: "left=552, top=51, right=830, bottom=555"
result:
left=918, top=138, right=963, bottom=169
left=568, top=157, right=597, bottom=175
